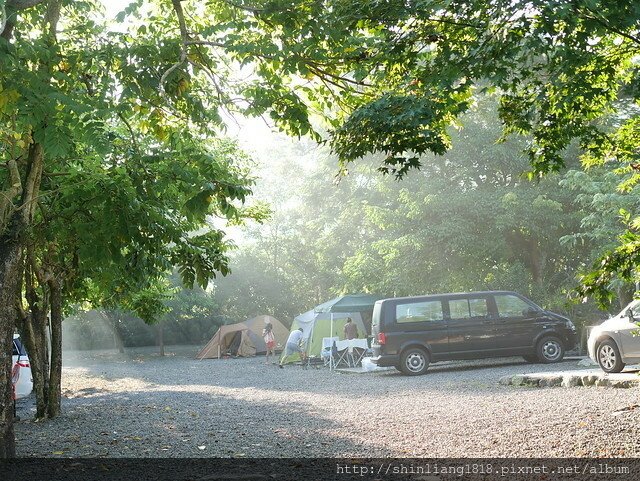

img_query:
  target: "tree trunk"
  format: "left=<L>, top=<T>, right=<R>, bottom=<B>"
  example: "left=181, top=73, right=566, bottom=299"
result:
left=100, top=311, right=125, bottom=353
left=47, top=279, right=62, bottom=418
left=19, top=310, right=49, bottom=420
left=0, top=314, right=15, bottom=459
left=157, top=323, right=165, bottom=357
left=528, top=239, right=545, bottom=287
left=0, top=1, right=59, bottom=457
left=0, top=141, right=44, bottom=457
left=22, top=255, right=51, bottom=420
left=0, top=221, right=23, bottom=458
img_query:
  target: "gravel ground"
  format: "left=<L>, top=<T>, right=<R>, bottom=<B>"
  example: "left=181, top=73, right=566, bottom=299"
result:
left=14, top=346, right=640, bottom=458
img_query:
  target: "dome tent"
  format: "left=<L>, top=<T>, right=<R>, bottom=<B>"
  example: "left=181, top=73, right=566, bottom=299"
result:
left=196, top=315, right=288, bottom=359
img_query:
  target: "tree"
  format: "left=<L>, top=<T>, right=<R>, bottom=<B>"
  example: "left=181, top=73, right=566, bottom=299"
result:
left=0, top=0, right=260, bottom=456
left=1, top=0, right=637, bottom=457
left=560, top=168, right=640, bottom=308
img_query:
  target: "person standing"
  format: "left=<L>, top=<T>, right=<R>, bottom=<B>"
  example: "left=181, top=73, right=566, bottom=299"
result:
left=343, top=317, right=358, bottom=340
left=263, top=319, right=276, bottom=364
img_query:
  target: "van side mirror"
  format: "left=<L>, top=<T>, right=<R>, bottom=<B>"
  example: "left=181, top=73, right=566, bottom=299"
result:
left=523, top=307, right=539, bottom=317
left=626, top=308, right=635, bottom=321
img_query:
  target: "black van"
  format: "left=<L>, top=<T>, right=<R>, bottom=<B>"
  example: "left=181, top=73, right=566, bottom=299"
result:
left=370, top=291, right=577, bottom=375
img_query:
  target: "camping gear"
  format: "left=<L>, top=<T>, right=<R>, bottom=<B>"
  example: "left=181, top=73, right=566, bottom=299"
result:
left=315, top=293, right=382, bottom=335
left=313, top=294, right=381, bottom=369
left=196, top=315, right=289, bottom=359
left=281, top=310, right=366, bottom=364
left=335, top=338, right=369, bottom=367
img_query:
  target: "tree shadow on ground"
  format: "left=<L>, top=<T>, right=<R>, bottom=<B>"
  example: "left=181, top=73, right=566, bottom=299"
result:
left=15, top=388, right=386, bottom=457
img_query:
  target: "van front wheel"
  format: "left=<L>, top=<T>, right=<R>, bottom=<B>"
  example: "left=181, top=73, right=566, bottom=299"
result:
left=400, top=347, right=430, bottom=376
left=536, top=336, right=565, bottom=363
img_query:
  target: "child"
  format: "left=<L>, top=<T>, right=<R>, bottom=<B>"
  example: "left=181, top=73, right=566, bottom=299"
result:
left=263, top=320, right=276, bottom=364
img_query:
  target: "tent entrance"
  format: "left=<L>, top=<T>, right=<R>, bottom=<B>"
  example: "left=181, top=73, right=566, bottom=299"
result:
left=227, top=331, right=242, bottom=356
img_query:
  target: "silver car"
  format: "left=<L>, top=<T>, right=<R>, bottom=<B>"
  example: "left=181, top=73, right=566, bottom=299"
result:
left=588, top=301, right=640, bottom=373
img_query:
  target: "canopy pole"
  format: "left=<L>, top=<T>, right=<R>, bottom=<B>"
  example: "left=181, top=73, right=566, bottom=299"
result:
left=330, top=313, right=334, bottom=372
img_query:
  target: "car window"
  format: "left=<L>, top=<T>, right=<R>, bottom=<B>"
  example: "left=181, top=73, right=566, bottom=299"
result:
left=495, top=294, right=532, bottom=318
left=622, top=301, right=640, bottom=319
left=13, top=339, right=27, bottom=356
left=469, top=298, right=489, bottom=317
left=396, top=300, right=444, bottom=323
left=448, top=298, right=488, bottom=319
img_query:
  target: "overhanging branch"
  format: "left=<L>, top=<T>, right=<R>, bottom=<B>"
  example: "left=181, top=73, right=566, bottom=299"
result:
left=159, top=0, right=190, bottom=103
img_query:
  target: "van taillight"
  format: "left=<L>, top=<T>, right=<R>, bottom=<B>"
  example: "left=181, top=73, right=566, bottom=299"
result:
left=377, top=332, right=386, bottom=345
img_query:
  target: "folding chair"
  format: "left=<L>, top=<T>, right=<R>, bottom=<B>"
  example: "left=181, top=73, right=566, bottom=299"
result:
left=334, top=340, right=352, bottom=368
left=321, top=337, right=339, bottom=368
left=348, top=339, right=369, bottom=367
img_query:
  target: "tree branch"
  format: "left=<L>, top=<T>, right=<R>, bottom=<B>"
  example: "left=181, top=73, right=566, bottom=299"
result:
left=221, top=0, right=264, bottom=15
left=21, top=142, right=44, bottom=224
left=185, top=40, right=228, bottom=49
left=117, top=111, right=140, bottom=153
left=45, top=0, right=60, bottom=40
left=0, top=2, right=6, bottom=35
left=0, top=158, right=23, bottom=233
left=160, top=0, right=190, bottom=103
left=7, top=0, right=47, bottom=9
left=581, top=9, right=640, bottom=47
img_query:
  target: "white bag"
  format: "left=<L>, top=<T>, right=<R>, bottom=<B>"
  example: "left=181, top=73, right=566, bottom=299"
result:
left=361, top=357, right=377, bottom=372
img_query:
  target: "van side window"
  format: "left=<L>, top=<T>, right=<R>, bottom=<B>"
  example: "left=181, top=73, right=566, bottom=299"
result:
left=495, top=294, right=531, bottom=318
left=396, top=301, right=443, bottom=323
left=448, top=298, right=488, bottom=319
left=469, top=298, right=488, bottom=317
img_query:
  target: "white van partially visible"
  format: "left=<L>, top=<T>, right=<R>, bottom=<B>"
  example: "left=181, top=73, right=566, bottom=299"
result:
left=12, top=334, right=33, bottom=399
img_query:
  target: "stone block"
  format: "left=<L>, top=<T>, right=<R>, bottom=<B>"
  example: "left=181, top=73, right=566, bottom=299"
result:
left=538, top=376, right=563, bottom=387
left=561, top=375, right=582, bottom=387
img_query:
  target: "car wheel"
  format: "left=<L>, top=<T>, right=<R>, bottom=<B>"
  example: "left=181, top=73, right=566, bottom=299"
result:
left=400, top=347, right=430, bottom=376
left=536, top=335, right=565, bottom=363
left=596, top=339, right=625, bottom=373
left=522, top=354, right=538, bottom=363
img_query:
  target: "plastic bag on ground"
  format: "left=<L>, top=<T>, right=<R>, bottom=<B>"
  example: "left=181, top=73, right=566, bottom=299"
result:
left=361, top=357, right=378, bottom=372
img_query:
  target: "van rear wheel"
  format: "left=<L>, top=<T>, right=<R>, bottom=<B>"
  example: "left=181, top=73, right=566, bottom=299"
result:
left=400, top=347, right=430, bottom=376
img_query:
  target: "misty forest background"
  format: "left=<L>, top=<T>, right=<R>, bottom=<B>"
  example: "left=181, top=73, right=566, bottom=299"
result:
left=63, top=96, right=636, bottom=351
